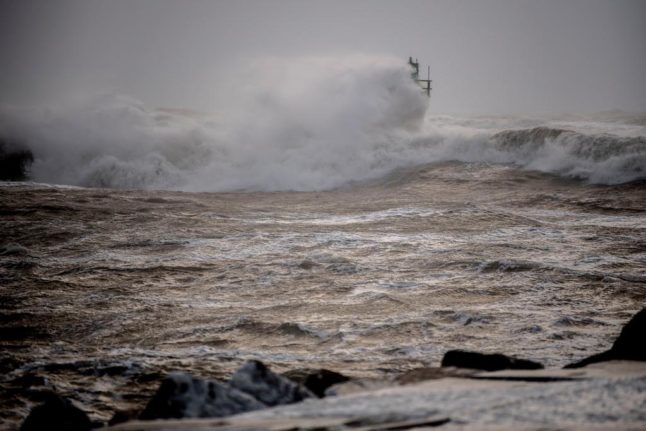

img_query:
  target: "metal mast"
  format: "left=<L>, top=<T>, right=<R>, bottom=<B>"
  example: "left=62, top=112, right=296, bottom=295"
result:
left=409, top=57, right=432, bottom=97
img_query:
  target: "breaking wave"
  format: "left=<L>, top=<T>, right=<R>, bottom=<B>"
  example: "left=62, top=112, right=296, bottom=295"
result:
left=487, top=127, right=646, bottom=184
left=0, top=55, right=645, bottom=191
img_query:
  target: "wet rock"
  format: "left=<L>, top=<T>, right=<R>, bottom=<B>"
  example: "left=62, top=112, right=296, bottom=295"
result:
left=230, top=360, right=314, bottom=406
left=0, top=139, right=33, bottom=181
left=441, top=350, right=544, bottom=371
left=565, top=308, right=646, bottom=368
left=612, top=308, right=646, bottom=358
left=140, top=372, right=264, bottom=420
left=282, top=368, right=350, bottom=397
left=20, top=394, right=92, bottom=431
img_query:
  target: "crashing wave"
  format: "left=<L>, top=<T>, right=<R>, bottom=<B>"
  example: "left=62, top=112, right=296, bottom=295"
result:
left=488, top=127, right=646, bottom=184
left=0, top=55, right=644, bottom=191
left=0, top=56, right=428, bottom=191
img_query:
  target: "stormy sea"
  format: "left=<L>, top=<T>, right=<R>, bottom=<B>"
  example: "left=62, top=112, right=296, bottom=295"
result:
left=1, top=58, right=645, bottom=428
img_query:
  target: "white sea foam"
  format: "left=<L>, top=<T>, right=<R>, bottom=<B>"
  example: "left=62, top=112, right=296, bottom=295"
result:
left=1, top=55, right=645, bottom=191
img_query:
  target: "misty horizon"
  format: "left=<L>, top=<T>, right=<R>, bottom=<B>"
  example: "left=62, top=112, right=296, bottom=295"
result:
left=1, top=0, right=645, bottom=115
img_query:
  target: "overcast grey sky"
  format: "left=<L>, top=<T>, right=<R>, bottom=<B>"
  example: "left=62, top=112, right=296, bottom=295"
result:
left=1, top=0, right=645, bottom=114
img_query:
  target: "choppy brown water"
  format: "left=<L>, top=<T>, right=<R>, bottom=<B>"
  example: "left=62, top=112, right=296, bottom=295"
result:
left=1, top=161, right=645, bottom=428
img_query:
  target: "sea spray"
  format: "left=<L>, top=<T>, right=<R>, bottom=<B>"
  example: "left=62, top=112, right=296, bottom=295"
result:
left=0, top=56, right=427, bottom=191
left=0, top=55, right=645, bottom=190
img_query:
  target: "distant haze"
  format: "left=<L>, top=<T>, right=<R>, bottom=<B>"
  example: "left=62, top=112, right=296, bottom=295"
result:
left=1, top=0, right=645, bottom=114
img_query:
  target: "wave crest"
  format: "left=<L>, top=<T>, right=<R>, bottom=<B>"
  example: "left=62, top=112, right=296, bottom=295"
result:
left=488, top=127, right=646, bottom=184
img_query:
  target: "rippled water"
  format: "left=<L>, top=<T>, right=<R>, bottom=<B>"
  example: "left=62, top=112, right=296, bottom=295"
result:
left=1, top=161, right=645, bottom=427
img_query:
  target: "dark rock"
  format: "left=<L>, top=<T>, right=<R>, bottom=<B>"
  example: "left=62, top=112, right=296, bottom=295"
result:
left=565, top=308, right=646, bottom=368
left=20, top=394, right=92, bottom=431
left=610, top=308, right=646, bottom=359
left=282, top=368, right=350, bottom=397
left=441, top=350, right=544, bottom=371
left=0, top=139, right=33, bottom=181
left=230, top=360, right=314, bottom=406
left=140, top=372, right=264, bottom=420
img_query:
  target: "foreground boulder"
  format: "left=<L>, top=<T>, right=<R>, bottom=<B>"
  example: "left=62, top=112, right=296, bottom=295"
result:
left=139, top=372, right=265, bottom=420
left=140, top=361, right=314, bottom=421
left=20, top=395, right=92, bottom=431
left=441, top=350, right=543, bottom=371
left=230, top=360, right=314, bottom=406
left=282, top=368, right=350, bottom=397
left=565, top=308, right=646, bottom=368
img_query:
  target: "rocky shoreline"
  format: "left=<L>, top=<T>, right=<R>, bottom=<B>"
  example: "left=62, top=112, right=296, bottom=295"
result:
left=15, top=309, right=646, bottom=430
